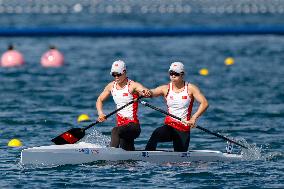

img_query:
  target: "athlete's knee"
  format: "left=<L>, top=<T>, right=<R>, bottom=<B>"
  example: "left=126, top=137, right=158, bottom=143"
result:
left=151, top=128, right=161, bottom=138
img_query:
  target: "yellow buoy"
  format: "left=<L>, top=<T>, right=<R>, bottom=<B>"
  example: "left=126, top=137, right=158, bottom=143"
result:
left=199, top=68, right=209, bottom=76
left=225, top=57, right=235, bottom=66
left=8, top=139, right=22, bottom=147
left=77, top=114, right=90, bottom=122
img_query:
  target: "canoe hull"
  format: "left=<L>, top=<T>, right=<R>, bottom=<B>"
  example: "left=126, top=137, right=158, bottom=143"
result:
left=21, top=142, right=242, bottom=166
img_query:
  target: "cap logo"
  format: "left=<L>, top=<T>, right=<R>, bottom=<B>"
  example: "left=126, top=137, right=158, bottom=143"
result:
left=174, top=65, right=177, bottom=66
left=115, top=64, right=118, bottom=66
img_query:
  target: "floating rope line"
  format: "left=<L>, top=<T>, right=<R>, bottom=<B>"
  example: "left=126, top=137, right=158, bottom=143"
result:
left=2, top=26, right=284, bottom=36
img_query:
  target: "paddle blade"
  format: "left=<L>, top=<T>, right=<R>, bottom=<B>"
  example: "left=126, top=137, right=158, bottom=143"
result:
left=51, top=128, right=85, bottom=145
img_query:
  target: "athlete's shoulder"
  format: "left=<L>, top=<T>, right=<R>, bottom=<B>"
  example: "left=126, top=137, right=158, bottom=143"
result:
left=187, top=83, right=198, bottom=89
left=160, top=84, right=170, bottom=90
left=187, top=83, right=201, bottom=94
left=128, top=79, right=142, bottom=88
left=105, top=81, right=115, bottom=91
left=152, top=83, right=167, bottom=90
left=128, top=79, right=136, bottom=84
left=151, top=84, right=169, bottom=96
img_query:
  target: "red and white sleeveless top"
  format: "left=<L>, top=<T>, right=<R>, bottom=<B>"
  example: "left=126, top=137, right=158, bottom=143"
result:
left=111, top=79, right=139, bottom=127
left=164, top=82, right=194, bottom=132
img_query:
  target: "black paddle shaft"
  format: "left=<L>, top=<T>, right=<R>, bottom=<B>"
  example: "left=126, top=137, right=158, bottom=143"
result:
left=52, top=96, right=142, bottom=145
left=140, top=100, right=248, bottom=149
left=83, top=96, right=142, bottom=131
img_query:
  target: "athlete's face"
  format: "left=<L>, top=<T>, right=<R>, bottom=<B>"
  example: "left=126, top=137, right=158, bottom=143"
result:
left=169, top=71, right=183, bottom=82
left=112, top=71, right=127, bottom=83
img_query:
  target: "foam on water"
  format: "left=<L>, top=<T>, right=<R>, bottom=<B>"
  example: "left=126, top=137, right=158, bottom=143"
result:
left=235, top=138, right=263, bottom=160
left=81, top=128, right=111, bottom=147
left=264, top=152, right=283, bottom=161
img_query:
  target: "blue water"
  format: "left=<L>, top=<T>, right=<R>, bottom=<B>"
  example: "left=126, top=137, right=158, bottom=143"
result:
left=1, top=35, right=283, bottom=188
left=1, top=1, right=284, bottom=188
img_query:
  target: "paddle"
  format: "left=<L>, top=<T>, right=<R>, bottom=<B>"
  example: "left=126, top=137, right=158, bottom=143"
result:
left=139, top=100, right=248, bottom=149
left=51, top=96, right=142, bottom=145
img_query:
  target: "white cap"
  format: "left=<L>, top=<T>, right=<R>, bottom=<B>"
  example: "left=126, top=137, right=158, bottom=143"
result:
left=169, top=62, right=185, bottom=73
left=110, top=60, right=126, bottom=75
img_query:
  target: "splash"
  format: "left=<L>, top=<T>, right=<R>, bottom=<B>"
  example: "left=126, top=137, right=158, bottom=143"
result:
left=235, top=138, right=263, bottom=160
left=228, top=138, right=284, bottom=162
left=259, top=144, right=283, bottom=161
left=81, top=128, right=111, bottom=147
left=264, top=152, right=283, bottom=161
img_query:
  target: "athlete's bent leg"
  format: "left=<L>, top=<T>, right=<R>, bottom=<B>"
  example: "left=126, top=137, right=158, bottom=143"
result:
left=145, top=125, right=173, bottom=151
left=120, top=138, right=135, bottom=151
left=110, top=127, right=120, bottom=148
left=118, top=122, right=141, bottom=151
left=172, top=129, right=190, bottom=152
left=119, top=122, right=141, bottom=139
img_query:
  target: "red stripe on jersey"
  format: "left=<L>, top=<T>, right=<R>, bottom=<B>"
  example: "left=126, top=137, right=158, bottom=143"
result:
left=187, top=96, right=194, bottom=121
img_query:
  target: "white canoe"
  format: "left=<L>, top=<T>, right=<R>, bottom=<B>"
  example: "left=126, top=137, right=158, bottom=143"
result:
left=21, top=142, right=243, bottom=166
